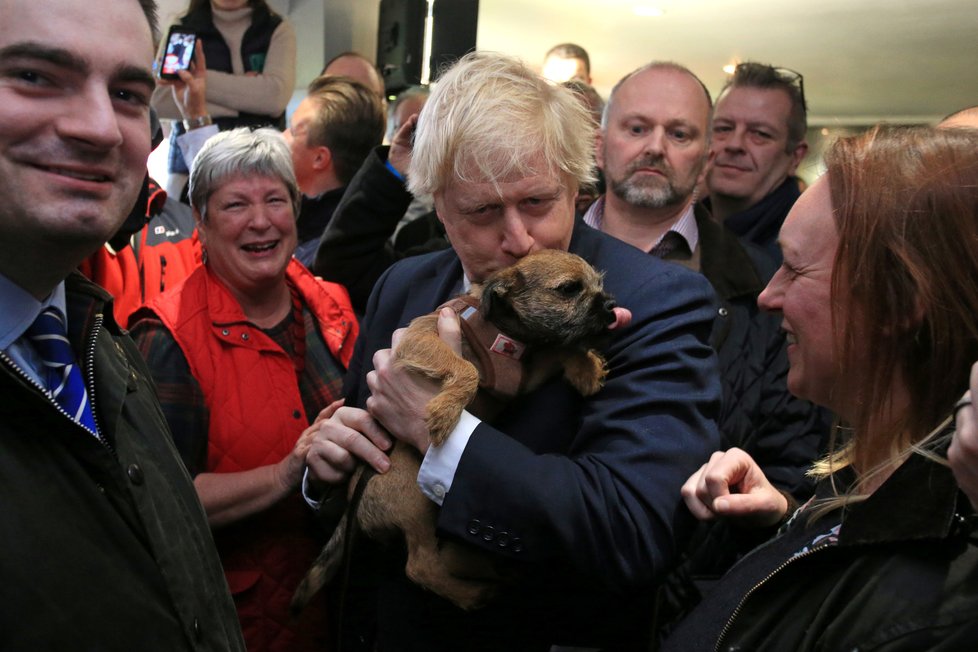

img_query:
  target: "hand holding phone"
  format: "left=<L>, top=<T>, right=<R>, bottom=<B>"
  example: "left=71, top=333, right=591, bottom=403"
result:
left=159, top=26, right=197, bottom=80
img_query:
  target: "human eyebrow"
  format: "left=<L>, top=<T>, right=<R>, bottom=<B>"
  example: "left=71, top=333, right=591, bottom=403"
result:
left=0, top=42, right=155, bottom=93
left=115, top=63, right=156, bottom=94
left=0, top=42, right=82, bottom=69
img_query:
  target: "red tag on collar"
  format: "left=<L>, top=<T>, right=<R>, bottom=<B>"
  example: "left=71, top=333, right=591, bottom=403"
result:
left=490, top=334, right=525, bottom=360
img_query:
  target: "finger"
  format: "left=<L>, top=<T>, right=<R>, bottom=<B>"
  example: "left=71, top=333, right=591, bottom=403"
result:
left=713, top=490, right=788, bottom=527
left=195, top=38, right=206, bottom=69
left=176, top=69, right=193, bottom=84
left=436, top=307, right=463, bottom=356
left=335, top=406, right=393, bottom=452
left=393, top=113, right=418, bottom=146
left=681, top=465, right=717, bottom=521
left=390, top=327, right=407, bottom=349
left=305, top=440, right=357, bottom=485
left=314, top=398, right=345, bottom=424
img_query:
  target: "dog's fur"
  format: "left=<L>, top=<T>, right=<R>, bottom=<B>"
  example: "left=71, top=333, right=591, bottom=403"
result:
left=291, top=249, right=617, bottom=612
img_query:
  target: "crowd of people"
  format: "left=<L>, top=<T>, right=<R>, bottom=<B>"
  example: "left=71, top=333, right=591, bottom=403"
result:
left=2, top=0, right=977, bottom=650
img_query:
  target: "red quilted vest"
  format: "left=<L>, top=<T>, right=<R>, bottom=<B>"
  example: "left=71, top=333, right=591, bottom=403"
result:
left=147, top=259, right=357, bottom=651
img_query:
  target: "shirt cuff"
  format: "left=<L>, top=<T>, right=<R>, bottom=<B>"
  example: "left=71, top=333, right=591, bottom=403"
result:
left=301, top=467, right=324, bottom=510
left=384, top=158, right=405, bottom=182
left=177, top=124, right=219, bottom=170
left=417, top=410, right=479, bottom=506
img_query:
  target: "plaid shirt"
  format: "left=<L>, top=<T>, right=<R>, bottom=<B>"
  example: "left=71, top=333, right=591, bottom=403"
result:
left=132, top=304, right=345, bottom=476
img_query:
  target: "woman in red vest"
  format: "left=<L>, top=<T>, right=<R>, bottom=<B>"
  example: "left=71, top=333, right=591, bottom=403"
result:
left=131, top=127, right=358, bottom=652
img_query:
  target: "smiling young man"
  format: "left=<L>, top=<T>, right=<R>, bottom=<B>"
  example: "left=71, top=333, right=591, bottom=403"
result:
left=706, top=62, right=809, bottom=264
left=0, top=0, right=243, bottom=648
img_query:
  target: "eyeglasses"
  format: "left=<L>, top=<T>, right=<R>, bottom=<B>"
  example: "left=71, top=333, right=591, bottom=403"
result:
left=733, top=63, right=807, bottom=113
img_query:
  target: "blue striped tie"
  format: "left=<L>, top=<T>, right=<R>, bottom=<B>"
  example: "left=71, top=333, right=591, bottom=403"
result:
left=26, top=307, right=98, bottom=435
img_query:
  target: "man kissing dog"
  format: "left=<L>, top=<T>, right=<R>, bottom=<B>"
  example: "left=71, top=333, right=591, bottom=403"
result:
left=302, top=52, right=721, bottom=652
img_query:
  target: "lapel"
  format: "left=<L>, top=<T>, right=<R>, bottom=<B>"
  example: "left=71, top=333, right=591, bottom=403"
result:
left=400, top=253, right=465, bottom=324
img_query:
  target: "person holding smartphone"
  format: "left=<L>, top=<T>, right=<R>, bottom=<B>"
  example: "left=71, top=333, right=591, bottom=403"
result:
left=152, top=0, right=296, bottom=200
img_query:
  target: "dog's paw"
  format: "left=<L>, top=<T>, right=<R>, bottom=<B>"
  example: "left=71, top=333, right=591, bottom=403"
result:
left=563, top=349, right=608, bottom=396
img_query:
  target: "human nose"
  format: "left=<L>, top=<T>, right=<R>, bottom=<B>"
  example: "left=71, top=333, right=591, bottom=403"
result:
left=724, top=126, right=746, bottom=152
left=499, top=211, right=533, bottom=258
left=57, top=82, right=125, bottom=151
left=246, top=204, right=277, bottom=231
left=643, top=127, right=666, bottom=157
left=757, top=267, right=785, bottom=313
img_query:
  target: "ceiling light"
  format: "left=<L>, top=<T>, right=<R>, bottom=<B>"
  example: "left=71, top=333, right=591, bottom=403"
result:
left=722, top=63, right=737, bottom=75
left=633, top=6, right=664, bottom=17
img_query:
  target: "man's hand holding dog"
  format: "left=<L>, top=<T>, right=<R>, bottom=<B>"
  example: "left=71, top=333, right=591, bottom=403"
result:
left=367, top=308, right=464, bottom=454
left=305, top=406, right=393, bottom=492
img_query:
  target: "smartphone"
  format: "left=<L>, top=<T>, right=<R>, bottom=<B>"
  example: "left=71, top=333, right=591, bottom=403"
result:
left=159, top=26, right=197, bottom=80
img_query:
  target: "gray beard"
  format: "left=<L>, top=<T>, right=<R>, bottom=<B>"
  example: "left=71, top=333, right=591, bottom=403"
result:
left=610, top=173, right=686, bottom=209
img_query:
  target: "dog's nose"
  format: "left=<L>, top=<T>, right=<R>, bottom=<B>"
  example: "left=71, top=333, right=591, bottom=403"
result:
left=603, top=298, right=617, bottom=313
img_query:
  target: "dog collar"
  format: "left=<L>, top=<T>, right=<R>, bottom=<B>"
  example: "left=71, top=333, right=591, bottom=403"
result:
left=438, top=295, right=528, bottom=399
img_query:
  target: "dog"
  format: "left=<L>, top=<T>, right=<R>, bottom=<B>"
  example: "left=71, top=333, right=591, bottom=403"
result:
left=291, top=249, right=618, bottom=612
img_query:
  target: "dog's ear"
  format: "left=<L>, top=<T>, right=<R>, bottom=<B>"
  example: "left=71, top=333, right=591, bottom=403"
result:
left=481, top=269, right=524, bottom=324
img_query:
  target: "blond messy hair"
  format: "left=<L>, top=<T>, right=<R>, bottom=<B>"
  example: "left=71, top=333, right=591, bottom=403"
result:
left=408, top=51, right=596, bottom=197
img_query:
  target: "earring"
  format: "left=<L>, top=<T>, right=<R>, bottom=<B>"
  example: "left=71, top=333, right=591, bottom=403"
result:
left=201, top=246, right=208, bottom=265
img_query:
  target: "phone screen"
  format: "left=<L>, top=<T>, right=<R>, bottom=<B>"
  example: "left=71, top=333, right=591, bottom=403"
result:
left=159, top=27, right=197, bottom=79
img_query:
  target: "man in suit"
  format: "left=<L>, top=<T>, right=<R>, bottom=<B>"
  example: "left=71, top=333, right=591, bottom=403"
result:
left=304, top=52, right=721, bottom=651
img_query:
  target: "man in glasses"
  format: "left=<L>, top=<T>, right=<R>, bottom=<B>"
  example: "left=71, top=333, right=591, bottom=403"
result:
left=706, top=62, right=809, bottom=264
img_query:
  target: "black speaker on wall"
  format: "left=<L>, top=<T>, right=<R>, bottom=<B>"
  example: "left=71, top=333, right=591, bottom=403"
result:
left=430, top=0, right=479, bottom=82
left=376, top=0, right=426, bottom=93
left=377, top=0, right=480, bottom=94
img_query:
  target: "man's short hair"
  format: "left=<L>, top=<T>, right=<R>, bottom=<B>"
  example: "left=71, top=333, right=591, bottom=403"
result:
left=138, top=0, right=160, bottom=42
left=189, top=127, right=301, bottom=220
left=601, top=61, right=712, bottom=130
left=304, top=75, right=386, bottom=185
left=544, top=43, right=591, bottom=76
left=409, top=52, right=596, bottom=197
left=719, top=62, right=807, bottom=151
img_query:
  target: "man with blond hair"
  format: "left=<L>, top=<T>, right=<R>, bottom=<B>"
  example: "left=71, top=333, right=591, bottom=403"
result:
left=304, top=52, right=720, bottom=651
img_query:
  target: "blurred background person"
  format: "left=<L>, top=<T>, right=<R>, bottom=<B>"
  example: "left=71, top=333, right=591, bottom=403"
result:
left=665, top=125, right=978, bottom=651
left=79, top=111, right=200, bottom=326
left=130, top=128, right=358, bottom=651
left=704, top=62, right=808, bottom=264
left=542, top=42, right=592, bottom=84
left=153, top=0, right=296, bottom=201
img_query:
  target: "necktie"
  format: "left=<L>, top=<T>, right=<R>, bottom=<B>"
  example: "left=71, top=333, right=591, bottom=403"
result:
left=26, top=307, right=98, bottom=435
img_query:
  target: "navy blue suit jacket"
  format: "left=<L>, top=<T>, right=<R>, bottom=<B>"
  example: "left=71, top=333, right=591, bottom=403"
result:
left=342, top=219, right=721, bottom=649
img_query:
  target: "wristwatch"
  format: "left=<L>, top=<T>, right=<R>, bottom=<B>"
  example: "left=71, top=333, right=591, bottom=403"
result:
left=183, top=115, right=213, bottom=131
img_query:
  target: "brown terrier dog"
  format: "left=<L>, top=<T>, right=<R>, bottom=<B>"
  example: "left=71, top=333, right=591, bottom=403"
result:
left=291, top=249, right=618, bottom=612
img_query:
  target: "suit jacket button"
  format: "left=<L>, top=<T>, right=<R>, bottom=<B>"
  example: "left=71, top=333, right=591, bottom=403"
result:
left=127, top=464, right=144, bottom=486
left=511, top=538, right=522, bottom=553
left=482, top=525, right=495, bottom=542
left=496, top=532, right=510, bottom=548
left=467, top=519, right=481, bottom=535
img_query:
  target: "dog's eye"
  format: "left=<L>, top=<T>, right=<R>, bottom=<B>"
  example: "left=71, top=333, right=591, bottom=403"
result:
left=555, top=280, right=583, bottom=297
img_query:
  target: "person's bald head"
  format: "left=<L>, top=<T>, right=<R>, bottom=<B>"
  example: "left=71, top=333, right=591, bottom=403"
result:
left=322, top=52, right=386, bottom=102
left=939, top=105, right=978, bottom=130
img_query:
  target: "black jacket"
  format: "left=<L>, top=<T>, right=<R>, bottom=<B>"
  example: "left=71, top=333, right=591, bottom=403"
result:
left=652, top=209, right=828, bottom=641
left=0, top=273, right=244, bottom=651
left=311, top=147, right=447, bottom=314
left=664, top=449, right=978, bottom=651
left=704, top=176, right=801, bottom=265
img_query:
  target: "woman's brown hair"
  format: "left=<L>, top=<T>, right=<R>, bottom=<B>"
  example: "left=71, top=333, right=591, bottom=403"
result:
left=816, top=124, right=978, bottom=484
